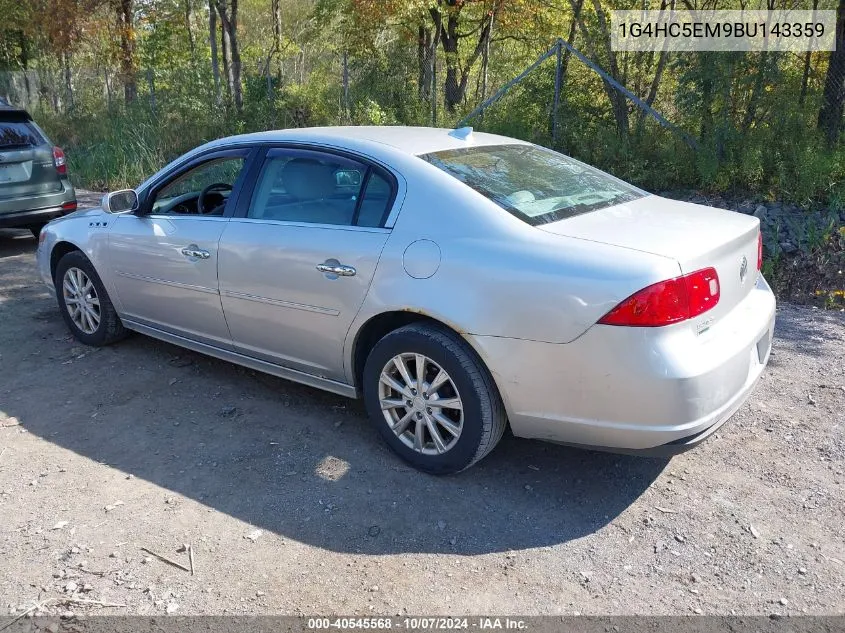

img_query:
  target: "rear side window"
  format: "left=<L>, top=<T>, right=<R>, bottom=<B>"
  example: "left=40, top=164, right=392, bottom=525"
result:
left=0, top=121, right=43, bottom=148
left=355, top=170, right=394, bottom=228
left=248, top=148, right=395, bottom=228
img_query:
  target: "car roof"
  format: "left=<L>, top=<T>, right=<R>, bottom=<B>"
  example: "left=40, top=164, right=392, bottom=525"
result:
left=139, top=126, right=530, bottom=193
left=211, top=126, right=529, bottom=157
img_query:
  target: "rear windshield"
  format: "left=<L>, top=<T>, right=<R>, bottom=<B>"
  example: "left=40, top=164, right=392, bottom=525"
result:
left=0, top=120, right=43, bottom=149
left=420, top=144, right=645, bottom=225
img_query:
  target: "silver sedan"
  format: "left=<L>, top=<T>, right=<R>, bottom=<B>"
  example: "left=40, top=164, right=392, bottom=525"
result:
left=36, top=127, right=775, bottom=474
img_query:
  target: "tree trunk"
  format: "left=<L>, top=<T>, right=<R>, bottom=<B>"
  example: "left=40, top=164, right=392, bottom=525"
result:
left=635, top=0, right=672, bottom=134
left=440, top=12, right=461, bottom=112
left=272, top=0, right=282, bottom=80
left=185, top=0, right=195, bottom=57
left=215, top=0, right=242, bottom=112
left=342, top=50, right=349, bottom=121
left=220, top=15, right=231, bottom=100
left=560, top=0, right=584, bottom=95
left=19, top=32, right=32, bottom=107
left=115, top=0, right=137, bottom=104
left=437, top=8, right=492, bottom=113
left=799, top=51, right=813, bottom=105
left=570, top=0, right=628, bottom=138
left=742, top=51, right=777, bottom=132
left=63, top=52, right=74, bottom=112
left=146, top=68, right=156, bottom=114
left=105, top=68, right=113, bottom=111
left=698, top=54, right=714, bottom=140
left=479, top=9, right=493, bottom=103
left=818, top=0, right=845, bottom=145
left=418, top=25, right=432, bottom=101
left=799, top=0, right=820, bottom=105
left=209, top=0, right=222, bottom=107
left=589, top=0, right=628, bottom=138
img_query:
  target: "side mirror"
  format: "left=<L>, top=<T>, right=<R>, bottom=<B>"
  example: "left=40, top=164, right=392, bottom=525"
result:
left=102, top=189, right=139, bottom=214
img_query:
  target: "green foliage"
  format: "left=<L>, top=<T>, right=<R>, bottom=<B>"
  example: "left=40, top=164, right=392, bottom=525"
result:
left=5, top=0, right=842, bottom=216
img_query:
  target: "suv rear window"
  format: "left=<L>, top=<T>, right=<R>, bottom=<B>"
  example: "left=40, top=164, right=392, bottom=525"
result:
left=420, top=144, right=645, bottom=226
left=0, top=121, right=43, bottom=149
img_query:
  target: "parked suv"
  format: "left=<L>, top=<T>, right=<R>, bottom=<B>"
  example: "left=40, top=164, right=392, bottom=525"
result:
left=0, top=98, right=76, bottom=236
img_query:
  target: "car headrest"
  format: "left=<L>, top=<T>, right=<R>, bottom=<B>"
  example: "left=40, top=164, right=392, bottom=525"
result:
left=281, top=158, right=336, bottom=201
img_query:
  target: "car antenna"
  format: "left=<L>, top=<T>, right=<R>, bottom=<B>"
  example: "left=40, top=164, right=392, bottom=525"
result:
left=448, top=126, right=473, bottom=141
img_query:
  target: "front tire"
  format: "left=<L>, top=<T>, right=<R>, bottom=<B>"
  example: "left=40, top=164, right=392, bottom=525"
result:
left=362, top=323, right=507, bottom=474
left=55, top=250, right=127, bottom=346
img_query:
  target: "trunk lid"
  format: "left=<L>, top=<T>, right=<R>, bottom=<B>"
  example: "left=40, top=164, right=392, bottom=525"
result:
left=538, top=194, right=761, bottom=328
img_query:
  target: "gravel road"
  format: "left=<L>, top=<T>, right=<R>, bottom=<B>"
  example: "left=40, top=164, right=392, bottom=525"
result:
left=0, top=222, right=843, bottom=618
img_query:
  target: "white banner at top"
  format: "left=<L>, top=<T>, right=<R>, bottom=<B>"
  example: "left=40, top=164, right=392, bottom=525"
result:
left=610, top=10, right=837, bottom=52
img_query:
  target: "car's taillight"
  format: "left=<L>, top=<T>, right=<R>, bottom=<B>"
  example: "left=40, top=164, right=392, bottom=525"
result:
left=757, top=231, right=763, bottom=271
left=598, top=267, right=720, bottom=327
left=61, top=201, right=77, bottom=212
left=52, top=146, right=67, bottom=175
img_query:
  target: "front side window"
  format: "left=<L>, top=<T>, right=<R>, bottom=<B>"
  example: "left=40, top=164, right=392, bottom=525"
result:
left=420, top=144, right=645, bottom=226
left=248, top=149, right=394, bottom=227
left=150, top=156, right=246, bottom=216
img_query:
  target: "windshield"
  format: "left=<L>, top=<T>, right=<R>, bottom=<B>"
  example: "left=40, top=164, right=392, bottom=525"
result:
left=421, top=144, right=646, bottom=225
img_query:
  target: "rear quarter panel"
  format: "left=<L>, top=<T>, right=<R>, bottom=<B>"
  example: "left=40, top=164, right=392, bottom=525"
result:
left=345, top=158, right=683, bottom=375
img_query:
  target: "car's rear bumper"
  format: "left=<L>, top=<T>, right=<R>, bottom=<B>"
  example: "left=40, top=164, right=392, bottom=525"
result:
left=469, top=274, right=776, bottom=454
left=0, top=181, right=76, bottom=228
left=0, top=203, right=76, bottom=229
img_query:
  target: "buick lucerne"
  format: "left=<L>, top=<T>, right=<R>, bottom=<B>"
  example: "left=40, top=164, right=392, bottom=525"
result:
left=36, top=127, right=775, bottom=473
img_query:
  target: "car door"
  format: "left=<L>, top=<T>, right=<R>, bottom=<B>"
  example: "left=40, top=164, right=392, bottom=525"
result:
left=108, top=148, right=254, bottom=348
left=217, top=146, right=399, bottom=382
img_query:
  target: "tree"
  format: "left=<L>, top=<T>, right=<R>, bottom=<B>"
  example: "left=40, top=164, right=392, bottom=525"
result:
left=213, top=0, right=242, bottom=112
left=346, top=0, right=502, bottom=113
left=818, top=0, right=845, bottom=145
left=569, top=0, right=628, bottom=138
left=208, top=0, right=222, bottom=106
left=114, top=0, right=138, bottom=103
left=431, top=0, right=497, bottom=112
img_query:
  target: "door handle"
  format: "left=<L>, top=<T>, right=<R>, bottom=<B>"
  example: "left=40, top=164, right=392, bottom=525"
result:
left=316, top=262, right=356, bottom=277
left=181, top=245, right=210, bottom=260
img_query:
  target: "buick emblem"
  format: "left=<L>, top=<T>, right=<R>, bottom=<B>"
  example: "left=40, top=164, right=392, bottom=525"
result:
left=739, top=255, right=748, bottom=284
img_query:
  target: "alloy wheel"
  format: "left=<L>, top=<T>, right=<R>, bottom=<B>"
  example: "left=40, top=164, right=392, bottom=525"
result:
left=377, top=353, right=464, bottom=455
left=62, top=267, right=101, bottom=335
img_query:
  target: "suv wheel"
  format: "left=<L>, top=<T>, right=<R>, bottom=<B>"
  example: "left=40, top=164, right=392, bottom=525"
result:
left=55, top=250, right=127, bottom=346
left=363, top=323, right=507, bottom=474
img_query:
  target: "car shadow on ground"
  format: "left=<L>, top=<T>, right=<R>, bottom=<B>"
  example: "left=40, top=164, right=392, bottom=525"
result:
left=2, top=230, right=668, bottom=555
left=0, top=229, right=36, bottom=259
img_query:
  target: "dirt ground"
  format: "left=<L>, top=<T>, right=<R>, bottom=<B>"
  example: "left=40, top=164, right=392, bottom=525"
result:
left=0, top=218, right=843, bottom=619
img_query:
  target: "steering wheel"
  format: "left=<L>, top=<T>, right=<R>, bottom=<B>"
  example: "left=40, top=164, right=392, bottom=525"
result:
left=197, top=182, right=233, bottom=215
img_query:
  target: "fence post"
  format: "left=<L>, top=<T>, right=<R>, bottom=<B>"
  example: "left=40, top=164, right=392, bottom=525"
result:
left=552, top=40, right=562, bottom=144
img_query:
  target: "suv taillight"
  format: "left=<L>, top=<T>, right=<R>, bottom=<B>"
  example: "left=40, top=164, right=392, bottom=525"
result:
left=757, top=231, right=763, bottom=271
left=598, top=267, right=720, bottom=327
left=52, top=146, right=67, bottom=175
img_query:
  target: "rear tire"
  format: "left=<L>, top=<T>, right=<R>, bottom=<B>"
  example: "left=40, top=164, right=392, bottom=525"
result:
left=362, top=323, right=507, bottom=474
left=55, top=250, right=127, bottom=346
